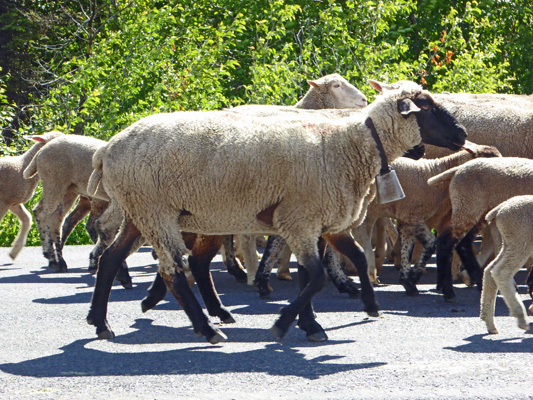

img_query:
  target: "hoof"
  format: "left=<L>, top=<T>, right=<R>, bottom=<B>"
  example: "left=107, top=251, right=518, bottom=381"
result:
left=307, top=330, right=328, bottom=342
left=49, top=260, right=68, bottom=273
left=271, top=323, right=287, bottom=342
left=337, top=280, right=360, bottom=299
left=444, top=295, right=458, bottom=303
left=97, top=329, right=116, bottom=340
left=141, top=297, right=157, bottom=313
left=529, top=304, right=533, bottom=316
left=221, top=315, right=236, bottom=324
left=518, top=319, right=530, bottom=331
left=401, top=282, right=419, bottom=297
left=276, top=271, right=292, bottom=281
left=207, top=330, right=228, bottom=345
left=119, top=279, right=133, bottom=290
left=366, top=310, right=380, bottom=318
left=227, top=266, right=247, bottom=283
left=488, top=328, right=499, bottom=334
left=88, top=266, right=97, bottom=275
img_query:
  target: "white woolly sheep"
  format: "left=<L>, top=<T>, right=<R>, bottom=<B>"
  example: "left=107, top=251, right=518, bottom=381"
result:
left=23, top=135, right=109, bottom=267
left=86, top=83, right=467, bottom=344
left=480, top=195, right=533, bottom=334
left=427, top=157, right=533, bottom=302
left=0, top=131, right=63, bottom=259
left=352, top=143, right=502, bottom=294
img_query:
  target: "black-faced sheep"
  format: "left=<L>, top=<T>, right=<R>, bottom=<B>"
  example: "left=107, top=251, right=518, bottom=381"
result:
left=86, top=83, right=467, bottom=344
left=480, top=195, right=533, bottom=334
left=427, top=157, right=533, bottom=302
left=0, top=131, right=63, bottom=259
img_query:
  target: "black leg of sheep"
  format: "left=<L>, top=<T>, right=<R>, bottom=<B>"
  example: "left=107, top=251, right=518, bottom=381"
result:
left=324, top=232, right=380, bottom=317
left=87, top=218, right=142, bottom=339
left=271, top=253, right=326, bottom=341
left=435, top=229, right=459, bottom=302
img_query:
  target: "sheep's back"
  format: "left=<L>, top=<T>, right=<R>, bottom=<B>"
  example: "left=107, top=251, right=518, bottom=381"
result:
left=101, top=111, right=376, bottom=235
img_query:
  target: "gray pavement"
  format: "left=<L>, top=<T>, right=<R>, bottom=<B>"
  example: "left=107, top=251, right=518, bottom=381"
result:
left=0, top=245, right=532, bottom=399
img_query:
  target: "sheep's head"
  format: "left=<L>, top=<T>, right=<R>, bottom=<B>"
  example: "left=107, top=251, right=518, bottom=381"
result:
left=308, top=74, right=367, bottom=108
left=397, top=91, right=467, bottom=151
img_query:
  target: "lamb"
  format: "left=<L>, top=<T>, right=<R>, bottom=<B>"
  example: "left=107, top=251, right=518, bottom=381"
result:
left=20, top=134, right=134, bottom=285
left=479, top=195, right=533, bottom=334
left=86, top=83, right=467, bottom=344
left=427, top=157, right=533, bottom=302
left=352, top=142, right=502, bottom=294
left=0, top=131, right=63, bottom=259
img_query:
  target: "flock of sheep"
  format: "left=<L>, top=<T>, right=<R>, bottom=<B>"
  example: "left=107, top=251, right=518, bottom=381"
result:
left=1, top=74, right=532, bottom=344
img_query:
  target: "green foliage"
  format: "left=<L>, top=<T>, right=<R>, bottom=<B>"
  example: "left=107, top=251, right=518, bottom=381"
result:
left=0, top=0, right=531, bottom=245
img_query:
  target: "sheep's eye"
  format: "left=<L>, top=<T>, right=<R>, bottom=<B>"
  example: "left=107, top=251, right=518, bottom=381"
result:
left=333, top=84, right=341, bottom=88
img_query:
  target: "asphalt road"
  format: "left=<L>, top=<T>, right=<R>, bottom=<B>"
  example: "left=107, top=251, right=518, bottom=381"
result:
left=1, top=245, right=532, bottom=400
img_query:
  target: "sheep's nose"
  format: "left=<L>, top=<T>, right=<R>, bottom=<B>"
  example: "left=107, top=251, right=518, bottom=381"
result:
left=362, top=97, right=368, bottom=104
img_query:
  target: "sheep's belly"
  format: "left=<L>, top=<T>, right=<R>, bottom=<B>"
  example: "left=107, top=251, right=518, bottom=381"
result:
left=177, top=213, right=277, bottom=236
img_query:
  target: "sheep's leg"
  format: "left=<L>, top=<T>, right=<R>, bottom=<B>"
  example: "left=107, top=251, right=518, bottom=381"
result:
left=141, top=272, right=167, bottom=313
left=221, top=235, right=247, bottom=283
left=271, top=249, right=325, bottom=341
left=351, top=216, right=379, bottom=284
left=435, top=228, right=460, bottom=302
left=60, top=196, right=91, bottom=249
left=490, top=249, right=531, bottom=332
left=187, top=234, right=235, bottom=324
left=47, top=190, right=79, bottom=272
left=8, top=204, right=32, bottom=260
left=321, top=243, right=359, bottom=298
left=480, top=261, right=500, bottom=334
left=87, top=218, right=142, bottom=339
left=402, top=223, right=436, bottom=295
left=295, top=264, right=328, bottom=342
left=398, top=222, right=419, bottom=296
left=88, top=200, right=132, bottom=288
left=527, top=267, right=533, bottom=299
left=373, top=217, right=389, bottom=278
left=254, top=235, right=286, bottom=298
left=239, top=234, right=259, bottom=286
left=455, top=227, right=483, bottom=289
left=276, top=242, right=293, bottom=280
left=324, top=232, right=380, bottom=316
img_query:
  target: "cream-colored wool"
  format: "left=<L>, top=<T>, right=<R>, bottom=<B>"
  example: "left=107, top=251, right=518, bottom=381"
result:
left=23, top=134, right=110, bottom=270
left=90, top=87, right=426, bottom=276
left=0, top=131, right=63, bottom=259
left=480, top=195, right=533, bottom=334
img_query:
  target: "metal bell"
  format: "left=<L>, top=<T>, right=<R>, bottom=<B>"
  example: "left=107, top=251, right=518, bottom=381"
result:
left=376, top=169, right=405, bottom=204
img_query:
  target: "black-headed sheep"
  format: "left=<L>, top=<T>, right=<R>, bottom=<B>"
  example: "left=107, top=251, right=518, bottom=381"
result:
left=86, top=84, right=467, bottom=344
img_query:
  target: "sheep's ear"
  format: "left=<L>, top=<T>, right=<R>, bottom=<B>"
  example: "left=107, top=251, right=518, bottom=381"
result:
left=23, top=135, right=45, bottom=143
left=397, top=98, right=421, bottom=117
left=368, top=79, right=386, bottom=93
left=307, top=79, right=321, bottom=88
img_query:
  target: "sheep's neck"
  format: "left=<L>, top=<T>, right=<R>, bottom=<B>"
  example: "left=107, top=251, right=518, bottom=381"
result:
left=365, top=117, right=390, bottom=175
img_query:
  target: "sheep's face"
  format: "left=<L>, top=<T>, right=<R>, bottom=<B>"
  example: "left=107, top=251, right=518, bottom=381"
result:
left=398, top=92, right=467, bottom=151
left=309, top=74, right=368, bottom=108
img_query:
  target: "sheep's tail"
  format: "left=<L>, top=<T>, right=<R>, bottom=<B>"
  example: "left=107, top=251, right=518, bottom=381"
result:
left=87, top=146, right=106, bottom=197
left=22, top=154, right=39, bottom=179
left=427, top=165, right=461, bottom=186
left=485, top=203, right=504, bottom=223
